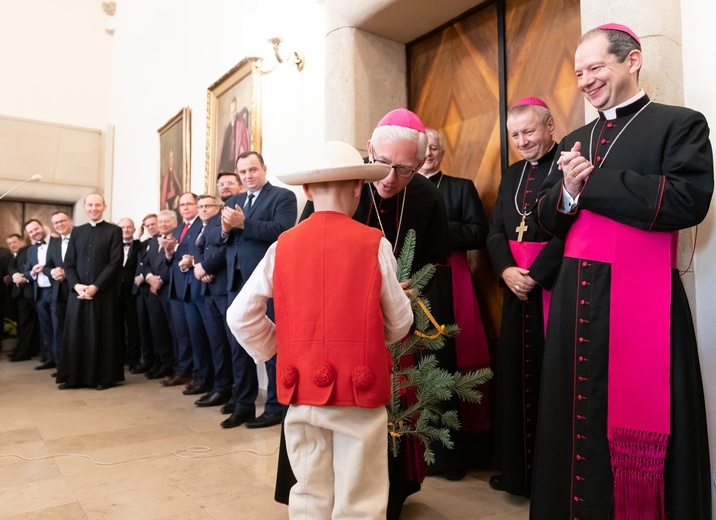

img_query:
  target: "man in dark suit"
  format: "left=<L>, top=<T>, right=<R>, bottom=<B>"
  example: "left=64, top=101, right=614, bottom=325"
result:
left=192, top=174, right=243, bottom=411
left=160, top=193, right=213, bottom=392
left=6, top=234, right=39, bottom=361
left=143, top=210, right=177, bottom=380
left=191, top=194, right=234, bottom=409
left=117, top=218, right=141, bottom=371
left=46, top=211, right=73, bottom=372
left=131, top=213, right=159, bottom=374
left=213, top=150, right=297, bottom=429
left=23, top=219, right=56, bottom=370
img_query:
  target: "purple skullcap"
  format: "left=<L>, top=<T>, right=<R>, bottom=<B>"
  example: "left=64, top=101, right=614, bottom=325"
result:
left=597, top=23, right=641, bottom=45
left=514, top=97, right=549, bottom=109
left=376, top=107, right=426, bottom=132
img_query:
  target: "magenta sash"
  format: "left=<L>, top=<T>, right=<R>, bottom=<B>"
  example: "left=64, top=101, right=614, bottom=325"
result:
left=507, top=240, right=551, bottom=336
left=564, top=210, right=673, bottom=519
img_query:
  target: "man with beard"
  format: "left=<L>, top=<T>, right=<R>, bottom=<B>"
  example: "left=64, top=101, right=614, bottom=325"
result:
left=23, top=219, right=55, bottom=370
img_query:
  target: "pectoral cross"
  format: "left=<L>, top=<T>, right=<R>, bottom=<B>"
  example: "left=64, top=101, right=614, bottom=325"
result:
left=515, top=216, right=528, bottom=242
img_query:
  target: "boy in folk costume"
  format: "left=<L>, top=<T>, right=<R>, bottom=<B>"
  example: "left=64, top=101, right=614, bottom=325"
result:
left=227, top=141, right=413, bottom=518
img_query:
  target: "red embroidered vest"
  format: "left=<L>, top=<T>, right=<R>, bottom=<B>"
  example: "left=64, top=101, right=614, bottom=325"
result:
left=273, top=211, right=392, bottom=407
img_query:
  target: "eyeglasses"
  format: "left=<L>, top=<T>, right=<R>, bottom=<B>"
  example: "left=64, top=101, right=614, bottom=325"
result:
left=217, top=181, right=238, bottom=187
left=178, top=202, right=196, bottom=208
left=370, top=151, right=418, bottom=178
left=197, top=204, right=219, bottom=210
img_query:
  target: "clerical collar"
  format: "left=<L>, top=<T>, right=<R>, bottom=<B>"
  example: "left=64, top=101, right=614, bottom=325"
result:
left=600, top=90, right=647, bottom=120
left=529, top=143, right=558, bottom=166
left=88, top=220, right=104, bottom=227
left=423, top=171, right=440, bottom=179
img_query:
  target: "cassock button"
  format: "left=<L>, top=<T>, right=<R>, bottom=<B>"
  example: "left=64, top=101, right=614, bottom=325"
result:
left=596, top=156, right=602, bottom=162
left=578, top=337, right=585, bottom=343
left=379, top=209, right=387, bottom=214
left=607, top=122, right=614, bottom=128
left=580, top=300, right=586, bottom=305
left=576, top=455, right=583, bottom=461
left=582, top=261, right=588, bottom=267
left=581, top=280, right=588, bottom=286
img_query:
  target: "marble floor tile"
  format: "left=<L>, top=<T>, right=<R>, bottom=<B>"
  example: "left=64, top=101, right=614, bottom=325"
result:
left=0, top=348, right=529, bottom=519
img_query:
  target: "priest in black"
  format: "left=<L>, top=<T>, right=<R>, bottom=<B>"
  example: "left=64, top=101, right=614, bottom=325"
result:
left=418, top=127, right=491, bottom=478
left=486, top=98, right=564, bottom=497
left=532, top=25, right=712, bottom=519
left=56, top=194, right=124, bottom=390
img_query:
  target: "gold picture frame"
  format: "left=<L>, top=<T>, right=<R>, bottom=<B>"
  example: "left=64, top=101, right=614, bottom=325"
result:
left=158, top=107, right=191, bottom=212
left=205, top=58, right=262, bottom=194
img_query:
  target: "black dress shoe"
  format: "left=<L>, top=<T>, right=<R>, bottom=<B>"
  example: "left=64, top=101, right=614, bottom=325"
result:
left=50, top=372, right=57, bottom=377
left=195, top=392, right=230, bottom=407
left=146, top=367, right=172, bottom=380
left=182, top=385, right=208, bottom=396
left=58, top=383, right=72, bottom=390
left=34, top=360, right=57, bottom=370
left=10, top=355, right=31, bottom=362
left=130, top=361, right=152, bottom=374
left=245, top=412, right=283, bottom=429
left=220, top=411, right=255, bottom=429
left=220, top=400, right=236, bottom=415
left=489, top=475, right=504, bottom=491
left=96, top=383, right=115, bottom=391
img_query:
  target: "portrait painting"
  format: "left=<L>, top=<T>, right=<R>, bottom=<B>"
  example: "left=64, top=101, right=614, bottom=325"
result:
left=205, top=58, right=262, bottom=194
left=158, top=107, right=191, bottom=212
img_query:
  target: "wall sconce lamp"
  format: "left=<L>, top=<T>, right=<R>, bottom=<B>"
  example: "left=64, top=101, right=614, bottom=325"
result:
left=102, top=1, right=117, bottom=35
left=249, top=38, right=305, bottom=75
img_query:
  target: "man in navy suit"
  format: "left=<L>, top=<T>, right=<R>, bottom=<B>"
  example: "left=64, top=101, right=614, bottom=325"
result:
left=160, top=193, right=213, bottom=393
left=191, top=193, right=235, bottom=409
left=213, top=151, right=297, bottom=429
left=23, top=219, right=56, bottom=370
left=143, top=210, right=177, bottom=380
left=46, top=211, right=73, bottom=371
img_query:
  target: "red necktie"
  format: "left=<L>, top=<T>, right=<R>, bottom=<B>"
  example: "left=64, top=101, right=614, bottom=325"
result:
left=179, top=222, right=190, bottom=243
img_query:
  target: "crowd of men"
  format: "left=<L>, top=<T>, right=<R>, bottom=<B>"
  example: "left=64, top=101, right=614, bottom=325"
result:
left=1, top=22, right=712, bottom=519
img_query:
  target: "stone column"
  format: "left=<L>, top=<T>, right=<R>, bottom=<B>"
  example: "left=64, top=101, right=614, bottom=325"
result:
left=324, top=22, right=407, bottom=154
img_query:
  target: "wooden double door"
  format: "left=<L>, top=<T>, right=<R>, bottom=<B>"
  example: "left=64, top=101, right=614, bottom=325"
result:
left=408, top=0, right=583, bottom=344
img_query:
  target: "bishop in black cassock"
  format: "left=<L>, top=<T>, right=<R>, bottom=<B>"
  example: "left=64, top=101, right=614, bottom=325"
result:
left=532, top=26, right=712, bottom=519
left=56, top=194, right=124, bottom=390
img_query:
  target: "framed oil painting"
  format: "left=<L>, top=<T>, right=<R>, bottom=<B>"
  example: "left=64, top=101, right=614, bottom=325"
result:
left=158, top=107, right=191, bottom=212
left=205, top=57, right=262, bottom=194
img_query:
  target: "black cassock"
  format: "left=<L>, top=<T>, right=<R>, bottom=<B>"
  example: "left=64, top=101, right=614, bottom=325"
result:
left=532, top=96, right=712, bottom=519
left=486, top=145, right=564, bottom=496
left=56, top=221, right=124, bottom=388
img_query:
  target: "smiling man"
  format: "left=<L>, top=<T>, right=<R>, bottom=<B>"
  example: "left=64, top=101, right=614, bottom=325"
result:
left=532, top=24, right=713, bottom=519
left=486, top=98, right=564, bottom=497
left=56, top=193, right=124, bottom=391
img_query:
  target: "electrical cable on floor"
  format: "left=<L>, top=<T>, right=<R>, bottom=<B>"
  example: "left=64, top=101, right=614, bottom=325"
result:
left=0, top=444, right=279, bottom=466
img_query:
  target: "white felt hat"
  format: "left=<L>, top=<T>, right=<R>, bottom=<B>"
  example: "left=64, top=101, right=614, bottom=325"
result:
left=277, top=141, right=391, bottom=186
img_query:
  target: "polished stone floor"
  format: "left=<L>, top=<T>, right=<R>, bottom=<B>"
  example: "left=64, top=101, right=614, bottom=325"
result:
left=0, top=339, right=529, bottom=519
